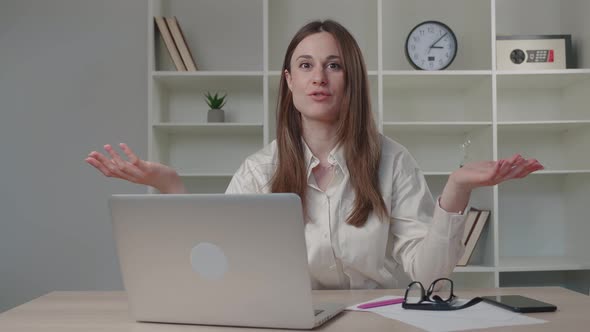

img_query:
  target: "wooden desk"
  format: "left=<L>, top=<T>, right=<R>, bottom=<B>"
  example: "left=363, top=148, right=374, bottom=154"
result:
left=0, top=287, right=588, bottom=331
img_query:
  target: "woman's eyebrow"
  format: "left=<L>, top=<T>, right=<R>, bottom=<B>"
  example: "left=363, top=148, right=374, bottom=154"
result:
left=295, top=54, right=341, bottom=61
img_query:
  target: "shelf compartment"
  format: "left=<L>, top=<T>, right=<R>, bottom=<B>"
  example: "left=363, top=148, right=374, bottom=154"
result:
left=152, top=75, right=263, bottom=124
left=496, top=0, right=590, bottom=69
left=383, top=124, right=493, bottom=173
left=153, top=0, right=263, bottom=71
left=497, top=72, right=590, bottom=122
left=500, top=270, right=590, bottom=295
left=383, top=74, right=492, bottom=122
left=498, top=173, right=590, bottom=260
left=382, top=0, right=491, bottom=70
left=498, top=122, right=590, bottom=170
left=268, top=0, right=378, bottom=71
left=153, top=130, right=263, bottom=175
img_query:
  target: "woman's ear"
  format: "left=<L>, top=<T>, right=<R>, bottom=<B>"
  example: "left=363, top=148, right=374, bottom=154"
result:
left=284, top=69, right=293, bottom=91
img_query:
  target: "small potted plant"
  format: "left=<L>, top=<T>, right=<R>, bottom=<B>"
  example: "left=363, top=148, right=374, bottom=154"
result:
left=204, top=91, right=227, bottom=123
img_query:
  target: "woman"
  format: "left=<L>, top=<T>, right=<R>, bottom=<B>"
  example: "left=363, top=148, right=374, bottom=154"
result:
left=86, top=20, right=543, bottom=289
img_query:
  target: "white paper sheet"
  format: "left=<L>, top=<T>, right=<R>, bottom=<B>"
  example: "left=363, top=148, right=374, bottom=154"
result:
left=347, top=296, right=547, bottom=332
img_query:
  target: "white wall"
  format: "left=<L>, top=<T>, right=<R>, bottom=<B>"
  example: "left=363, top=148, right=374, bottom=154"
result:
left=0, top=0, right=148, bottom=312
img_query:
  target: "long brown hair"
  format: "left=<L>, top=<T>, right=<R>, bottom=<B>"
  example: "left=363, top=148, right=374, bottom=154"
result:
left=271, top=20, right=387, bottom=227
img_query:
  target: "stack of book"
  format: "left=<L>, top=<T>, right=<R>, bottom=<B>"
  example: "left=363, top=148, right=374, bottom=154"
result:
left=154, top=16, right=198, bottom=71
left=457, top=208, right=491, bottom=266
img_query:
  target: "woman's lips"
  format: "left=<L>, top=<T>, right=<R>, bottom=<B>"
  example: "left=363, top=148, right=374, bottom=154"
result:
left=309, top=93, right=331, bottom=102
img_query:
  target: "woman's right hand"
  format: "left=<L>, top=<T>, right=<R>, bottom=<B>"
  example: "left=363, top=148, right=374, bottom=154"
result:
left=85, top=143, right=187, bottom=194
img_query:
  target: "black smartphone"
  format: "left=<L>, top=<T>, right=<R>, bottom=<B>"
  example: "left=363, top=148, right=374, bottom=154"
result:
left=481, top=295, right=557, bottom=313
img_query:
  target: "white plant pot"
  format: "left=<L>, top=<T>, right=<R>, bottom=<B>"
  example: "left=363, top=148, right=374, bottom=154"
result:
left=207, top=109, right=225, bottom=122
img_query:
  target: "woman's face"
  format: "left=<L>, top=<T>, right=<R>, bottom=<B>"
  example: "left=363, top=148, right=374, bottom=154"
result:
left=285, top=32, right=345, bottom=124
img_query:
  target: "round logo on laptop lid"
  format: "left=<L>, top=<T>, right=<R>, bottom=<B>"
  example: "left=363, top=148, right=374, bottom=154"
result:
left=190, top=242, right=228, bottom=280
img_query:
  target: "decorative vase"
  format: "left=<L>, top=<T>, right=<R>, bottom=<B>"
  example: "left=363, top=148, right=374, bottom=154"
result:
left=207, top=108, right=224, bottom=122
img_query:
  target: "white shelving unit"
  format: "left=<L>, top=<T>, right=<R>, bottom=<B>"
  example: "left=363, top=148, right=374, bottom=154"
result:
left=148, top=0, right=590, bottom=293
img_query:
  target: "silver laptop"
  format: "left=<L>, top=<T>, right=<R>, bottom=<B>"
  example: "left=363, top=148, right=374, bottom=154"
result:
left=109, top=193, right=344, bottom=329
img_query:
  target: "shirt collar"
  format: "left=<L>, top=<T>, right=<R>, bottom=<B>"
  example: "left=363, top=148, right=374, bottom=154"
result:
left=301, top=138, right=348, bottom=178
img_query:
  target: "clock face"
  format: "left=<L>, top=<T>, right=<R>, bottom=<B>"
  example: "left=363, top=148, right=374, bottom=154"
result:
left=405, top=21, right=457, bottom=70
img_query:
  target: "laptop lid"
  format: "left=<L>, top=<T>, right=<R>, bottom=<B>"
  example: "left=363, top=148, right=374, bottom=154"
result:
left=109, top=193, right=320, bottom=329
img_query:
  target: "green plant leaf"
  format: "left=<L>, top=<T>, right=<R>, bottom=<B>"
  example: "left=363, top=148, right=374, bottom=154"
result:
left=203, top=91, right=227, bottom=109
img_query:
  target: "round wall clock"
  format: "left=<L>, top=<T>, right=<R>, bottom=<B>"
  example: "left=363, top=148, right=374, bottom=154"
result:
left=405, top=21, right=458, bottom=70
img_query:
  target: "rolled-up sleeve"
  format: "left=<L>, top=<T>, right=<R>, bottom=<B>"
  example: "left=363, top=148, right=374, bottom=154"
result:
left=389, top=153, right=467, bottom=287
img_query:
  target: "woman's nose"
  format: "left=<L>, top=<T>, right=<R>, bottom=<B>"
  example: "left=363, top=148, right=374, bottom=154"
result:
left=312, top=69, right=327, bottom=86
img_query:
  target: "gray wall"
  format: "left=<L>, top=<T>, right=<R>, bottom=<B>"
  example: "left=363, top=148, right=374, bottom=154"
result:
left=0, top=0, right=148, bottom=312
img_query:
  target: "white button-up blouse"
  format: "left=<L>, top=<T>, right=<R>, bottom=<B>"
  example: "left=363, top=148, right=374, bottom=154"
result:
left=226, top=134, right=467, bottom=290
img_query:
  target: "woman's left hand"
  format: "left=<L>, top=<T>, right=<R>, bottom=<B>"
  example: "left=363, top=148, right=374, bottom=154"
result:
left=450, top=154, right=544, bottom=191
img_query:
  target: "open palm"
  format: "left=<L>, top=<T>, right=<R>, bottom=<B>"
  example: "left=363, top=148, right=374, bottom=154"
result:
left=85, top=143, right=184, bottom=193
left=452, top=154, right=544, bottom=190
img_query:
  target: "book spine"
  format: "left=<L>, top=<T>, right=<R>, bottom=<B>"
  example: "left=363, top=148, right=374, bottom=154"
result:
left=457, top=209, right=490, bottom=266
left=166, top=16, right=198, bottom=71
left=154, top=16, right=186, bottom=71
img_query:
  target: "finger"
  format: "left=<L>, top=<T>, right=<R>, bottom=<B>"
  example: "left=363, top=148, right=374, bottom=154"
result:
left=503, top=155, right=526, bottom=176
left=508, top=153, right=522, bottom=164
left=505, top=159, right=540, bottom=179
left=117, top=160, right=144, bottom=181
left=102, top=157, right=140, bottom=182
left=99, top=147, right=145, bottom=182
left=119, top=143, right=148, bottom=171
left=107, top=165, right=137, bottom=182
left=492, top=158, right=519, bottom=184
left=88, top=151, right=114, bottom=168
left=104, top=144, right=125, bottom=167
left=518, top=160, right=544, bottom=177
left=492, top=160, right=502, bottom=173
left=88, top=151, right=133, bottom=180
left=119, top=143, right=139, bottom=163
left=496, top=159, right=512, bottom=178
left=503, top=157, right=529, bottom=178
left=85, top=157, right=112, bottom=177
left=530, top=159, right=544, bottom=170
left=86, top=156, right=134, bottom=182
left=486, top=160, right=504, bottom=184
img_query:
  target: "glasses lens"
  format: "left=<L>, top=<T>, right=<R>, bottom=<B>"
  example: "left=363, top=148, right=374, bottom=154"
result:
left=405, top=282, right=423, bottom=304
left=430, top=279, right=453, bottom=302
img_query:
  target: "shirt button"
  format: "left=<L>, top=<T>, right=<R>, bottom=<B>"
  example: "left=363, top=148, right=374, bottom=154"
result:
left=323, top=233, right=328, bottom=239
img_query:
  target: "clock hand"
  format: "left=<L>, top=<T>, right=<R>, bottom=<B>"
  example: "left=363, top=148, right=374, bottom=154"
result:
left=427, top=46, right=443, bottom=54
left=429, top=32, right=448, bottom=49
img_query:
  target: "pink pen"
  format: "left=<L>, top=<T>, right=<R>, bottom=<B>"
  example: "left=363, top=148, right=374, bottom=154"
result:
left=357, top=297, right=405, bottom=309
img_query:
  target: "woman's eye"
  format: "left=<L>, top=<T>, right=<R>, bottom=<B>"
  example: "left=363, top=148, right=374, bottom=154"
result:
left=327, top=63, right=341, bottom=70
left=299, top=62, right=311, bottom=69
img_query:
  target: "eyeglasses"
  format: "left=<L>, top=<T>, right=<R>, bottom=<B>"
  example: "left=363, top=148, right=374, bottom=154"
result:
left=402, top=278, right=481, bottom=311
